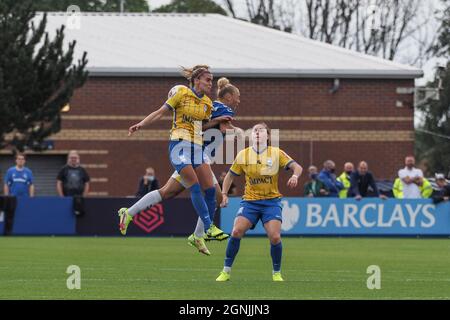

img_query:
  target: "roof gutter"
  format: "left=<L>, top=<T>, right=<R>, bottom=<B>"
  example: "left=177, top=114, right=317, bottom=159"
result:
left=87, top=67, right=423, bottom=79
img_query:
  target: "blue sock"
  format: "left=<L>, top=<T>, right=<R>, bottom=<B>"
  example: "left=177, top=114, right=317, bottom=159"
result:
left=189, top=183, right=211, bottom=230
left=224, top=237, right=241, bottom=268
left=270, top=241, right=282, bottom=272
left=204, top=187, right=216, bottom=222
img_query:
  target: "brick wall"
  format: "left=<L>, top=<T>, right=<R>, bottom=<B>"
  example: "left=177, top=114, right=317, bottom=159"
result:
left=54, top=76, right=415, bottom=197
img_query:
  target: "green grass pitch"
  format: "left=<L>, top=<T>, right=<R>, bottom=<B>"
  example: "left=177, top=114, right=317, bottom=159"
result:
left=1, top=236, right=449, bottom=299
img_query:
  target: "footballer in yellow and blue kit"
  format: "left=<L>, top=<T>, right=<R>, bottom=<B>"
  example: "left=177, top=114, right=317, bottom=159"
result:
left=163, top=83, right=226, bottom=239
left=229, top=146, right=296, bottom=229
left=165, top=85, right=213, bottom=173
left=170, top=98, right=236, bottom=187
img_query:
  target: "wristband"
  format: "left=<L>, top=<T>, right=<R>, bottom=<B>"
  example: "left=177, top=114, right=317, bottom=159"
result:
left=292, top=175, right=299, bottom=179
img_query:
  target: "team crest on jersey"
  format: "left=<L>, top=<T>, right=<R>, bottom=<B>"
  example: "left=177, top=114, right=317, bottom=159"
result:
left=267, top=158, right=273, bottom=167
left=204, top=104, right=208, bottom=112
left=168, top=85, right=184, bottom=99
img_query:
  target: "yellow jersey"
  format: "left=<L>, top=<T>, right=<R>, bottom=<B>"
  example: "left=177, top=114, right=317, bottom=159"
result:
left=229, top=146, right=295, bottom=201
left=165, top=85, right=213, bottom=145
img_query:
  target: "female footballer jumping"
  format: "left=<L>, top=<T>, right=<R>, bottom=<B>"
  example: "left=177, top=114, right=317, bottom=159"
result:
left=120, top=65, right=226, bottom=242
left=118, top=77, right=242, bottom=256
left=216, top=123, right=303, bottom=281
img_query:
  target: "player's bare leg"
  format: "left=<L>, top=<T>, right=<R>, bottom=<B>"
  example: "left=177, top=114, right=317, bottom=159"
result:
left=158, top=178, right=186, bottom=201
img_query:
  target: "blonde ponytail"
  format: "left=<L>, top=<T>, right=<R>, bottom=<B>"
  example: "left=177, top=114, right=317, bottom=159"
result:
left=217, top=77, right=230, bottom=90
left=217, top=77, right=238, bottom=99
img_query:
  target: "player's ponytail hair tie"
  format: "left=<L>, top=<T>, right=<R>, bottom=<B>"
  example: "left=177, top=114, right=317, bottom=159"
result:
left=181, top=65, right=211, bottom=87
left=217, top=77, right=239, bottom=99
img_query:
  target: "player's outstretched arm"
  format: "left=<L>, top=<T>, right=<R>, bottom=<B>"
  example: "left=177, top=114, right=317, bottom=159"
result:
left=287, top=162, right=303, bottom=189
left=128, top=105, right=170, bottom=136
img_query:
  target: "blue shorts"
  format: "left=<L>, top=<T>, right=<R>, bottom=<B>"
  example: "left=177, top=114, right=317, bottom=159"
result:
left=168, top=140, right=206, bottom=173
left=237, top=198, right=283, bottom=229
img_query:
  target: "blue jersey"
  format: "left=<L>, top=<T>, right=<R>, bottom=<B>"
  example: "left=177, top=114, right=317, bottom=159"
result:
left=4, top=166, right=33, bottom=196
left=204, top=101, right=235, bottom=152
left=211, top=100, right=235, bottom=119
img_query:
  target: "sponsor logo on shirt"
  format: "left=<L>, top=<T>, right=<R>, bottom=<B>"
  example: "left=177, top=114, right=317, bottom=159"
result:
left=249, top=176, right=273, bottom=185
left=182, top=114, right=195, bottom=124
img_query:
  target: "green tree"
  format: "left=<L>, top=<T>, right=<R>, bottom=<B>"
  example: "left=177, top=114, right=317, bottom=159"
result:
left=153, top=0, right=227, bottom=15
left=0, top=0, right=88, bottom=152
left=415, top=1, right=450, bottom=176
left=415, top=64, right=450, bottom=176
left=431, top=0, right=450, bottom=58
left=32, top=0, right=149, bottom=12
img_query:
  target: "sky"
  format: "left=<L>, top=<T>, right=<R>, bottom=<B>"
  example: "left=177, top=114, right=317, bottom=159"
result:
left=145, top=0, right=446, bottom=86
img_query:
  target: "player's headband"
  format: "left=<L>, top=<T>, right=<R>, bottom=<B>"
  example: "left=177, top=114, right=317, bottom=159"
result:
left=191, top=68, right=211, bottom=80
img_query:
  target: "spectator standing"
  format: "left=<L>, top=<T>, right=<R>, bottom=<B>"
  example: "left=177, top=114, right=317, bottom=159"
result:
left=432, top=173, right=450, bottom=204
left=337, top=162, right=354, bottom=198
left=393, top=177, right=433, bottom=199
left=349, top=161, right=387, bottom=200
left=2, top=153, right=34, bottom=235
left=3, top=153, right=34, bottom=197
left=420, top=178, right=433, bottom=198
left=57, top=150, right=90, bottom=197
left=318, top=160, right=343, bottom=197
left=304, top=165, right=329, bottom=197
left=136, top=167, right=160, bottom=198
left=398, top=156, right=424, bottom=199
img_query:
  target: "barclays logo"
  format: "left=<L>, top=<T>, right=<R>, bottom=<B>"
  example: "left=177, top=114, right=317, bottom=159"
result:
left=221, top=198, right=450, bottom=236
left=305, top=203, right=436, bottom=228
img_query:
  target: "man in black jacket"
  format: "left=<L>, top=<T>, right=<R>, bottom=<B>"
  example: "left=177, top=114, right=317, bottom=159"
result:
left=57, top=151, right=90, bottom=197
left=349, top=161, right=387, bottom=200
left=56, top=150, right=90, bottom=216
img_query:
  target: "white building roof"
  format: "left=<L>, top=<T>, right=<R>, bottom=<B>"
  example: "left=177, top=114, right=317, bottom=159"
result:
left=40, top=12, right=423, bottom=79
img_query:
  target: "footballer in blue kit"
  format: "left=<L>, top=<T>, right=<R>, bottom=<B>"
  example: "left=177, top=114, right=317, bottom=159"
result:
left=202, top=99, right=236, bottom=159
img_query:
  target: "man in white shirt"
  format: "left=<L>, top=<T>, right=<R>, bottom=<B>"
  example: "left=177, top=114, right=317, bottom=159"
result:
left=398, top=155, right=424, bottom=198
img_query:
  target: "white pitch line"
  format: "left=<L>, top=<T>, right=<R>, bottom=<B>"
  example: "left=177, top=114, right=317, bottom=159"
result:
left=3, top=278, right=450, bottom=284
